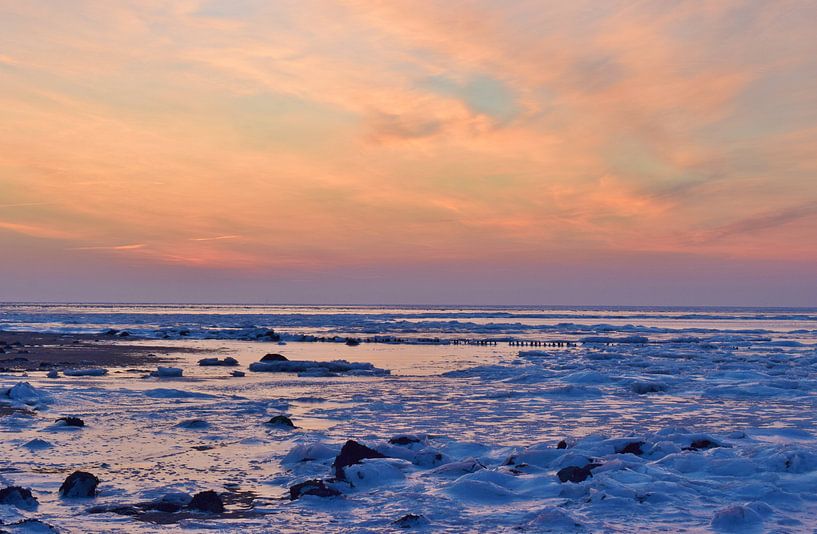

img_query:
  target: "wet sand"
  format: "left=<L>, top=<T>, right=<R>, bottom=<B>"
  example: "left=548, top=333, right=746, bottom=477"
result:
left=0, top=331, right=209, bottom=371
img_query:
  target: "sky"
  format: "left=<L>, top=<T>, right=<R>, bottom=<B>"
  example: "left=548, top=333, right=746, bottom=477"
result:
left=1, top=1, right=816, bottom=306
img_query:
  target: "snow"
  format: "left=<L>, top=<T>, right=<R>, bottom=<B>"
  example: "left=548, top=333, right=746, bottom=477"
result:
left=3, top=382, right=51, bottom=405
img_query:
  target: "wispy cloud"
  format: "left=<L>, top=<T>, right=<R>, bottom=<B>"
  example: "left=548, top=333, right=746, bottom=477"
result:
left=190, top=235, right=241, bottom=241
left=699, top=200, right=817, bottom=242
left=0, top=202, right=55, bottom=208
left=0, top=53, right=19, bottom=66
left=71, top=244, right=146, bottom=251
left=0, top=220, right=75, bottom=240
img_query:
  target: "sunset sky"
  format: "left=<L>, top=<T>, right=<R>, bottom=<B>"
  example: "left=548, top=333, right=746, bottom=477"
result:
left=1, top=1, right=816, bottom=305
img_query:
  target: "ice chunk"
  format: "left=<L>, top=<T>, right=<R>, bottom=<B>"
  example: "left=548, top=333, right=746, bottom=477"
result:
left=3, top=382, right=51, bottom=405
left=711, top=505, right=763, bottom=532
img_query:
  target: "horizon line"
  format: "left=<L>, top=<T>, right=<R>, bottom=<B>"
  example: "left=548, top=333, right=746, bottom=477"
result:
left=1, top=300, right=816, bottom=311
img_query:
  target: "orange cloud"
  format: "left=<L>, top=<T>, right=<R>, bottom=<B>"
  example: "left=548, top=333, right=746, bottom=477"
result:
left=0, top=0, right=815, bottom=276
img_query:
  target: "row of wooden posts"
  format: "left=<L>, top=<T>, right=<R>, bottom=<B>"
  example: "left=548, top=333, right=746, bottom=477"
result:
left=292, top=335, right=574, bottom=347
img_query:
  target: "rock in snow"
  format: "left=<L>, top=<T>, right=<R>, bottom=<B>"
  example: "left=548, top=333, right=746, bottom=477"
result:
left=55, top=416, right=85, bottom=427
left=333, top=440, right=387, bottom=479
left=187, top=490, right=224, bottom=513
left=0, top=486, right=38, bottom=510
left=152, top=366, right=183, bottom=377
left=63, top=368, right=108, bottom=377
left=266, top=415, right=296, bottom=428
left=393, top=513, right=429, bottom=528
left=59, top=471, right=99, bottom=498
left=261, top=353, right=288, bottom=362
left=198, top=357, right=239, bottom=366
left=557, top=463, right=601, bottom=483
left=616, top=441, right=645, bottom=456
left=631, top=381, right=668, bottom=394
left=289, top=479, right=341, bottom=500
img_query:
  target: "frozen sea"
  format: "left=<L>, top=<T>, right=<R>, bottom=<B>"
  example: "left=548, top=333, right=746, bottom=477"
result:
left=2, top=304, right=817, bottom=532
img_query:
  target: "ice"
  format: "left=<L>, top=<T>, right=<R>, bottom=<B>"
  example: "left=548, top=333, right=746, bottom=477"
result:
left=342, top=458, right=408, bottom=490
left=283, top=442, right=338, bottom=465
left=3, top=382, right=51, bottom=405
left=1, top=304, right=817, bottom=531
left=248, top=359, right=389, bottom=376
left=22, top=438, right=53, bottom=450
left=711, top=505, right=764, bottom=532
left=525, top=507, right=584, bottom=530
left=152, top=366, right=183, bottom=377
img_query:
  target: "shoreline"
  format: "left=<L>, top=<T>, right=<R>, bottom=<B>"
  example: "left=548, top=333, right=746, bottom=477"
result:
left=0, top=331, right=210, bottom=371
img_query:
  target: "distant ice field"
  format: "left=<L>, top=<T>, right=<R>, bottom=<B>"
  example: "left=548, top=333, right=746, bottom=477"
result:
left=2, top=303, right=817, bottom=339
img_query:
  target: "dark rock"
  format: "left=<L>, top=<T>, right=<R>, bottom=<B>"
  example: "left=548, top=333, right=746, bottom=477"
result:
left=683, top=439, right=720, bottom=451
left=261, top=353, right=288, bottom=362
left=56, top=416, right=85, bottom=427
left=117, top=331, right=130, bottom=337
left=333, top=440, right=386, bottom=479
left=289, top=479, right=341, bottom=500
left=631, top=382, right=667, bottom=395
left=88, top=504, right=140, bottom=515
left=345, top=338, right=360, bottom=346
left=0, top=486, right=38, bottom=510
left=389, top=435, right=421, bottom=446
left=231, top=370, right=245, bottom=377
left=198, top=357, right=239, bottom=366
left=59, top=471, right=99, bottom=497
left=266, top=415, right=295, bottom=428
left=556, top=463, right=601, bottom=483
left=557, top=440, right=568, bottom=449
left=152, top=500, right=182, bottom=513
left=393, top=513, right=429, bottom=528
left=616, top=441, right=644, bottom=456
left=257, top=330, right=280, bottom=341
left=188, top=490, right=224, bottom=513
